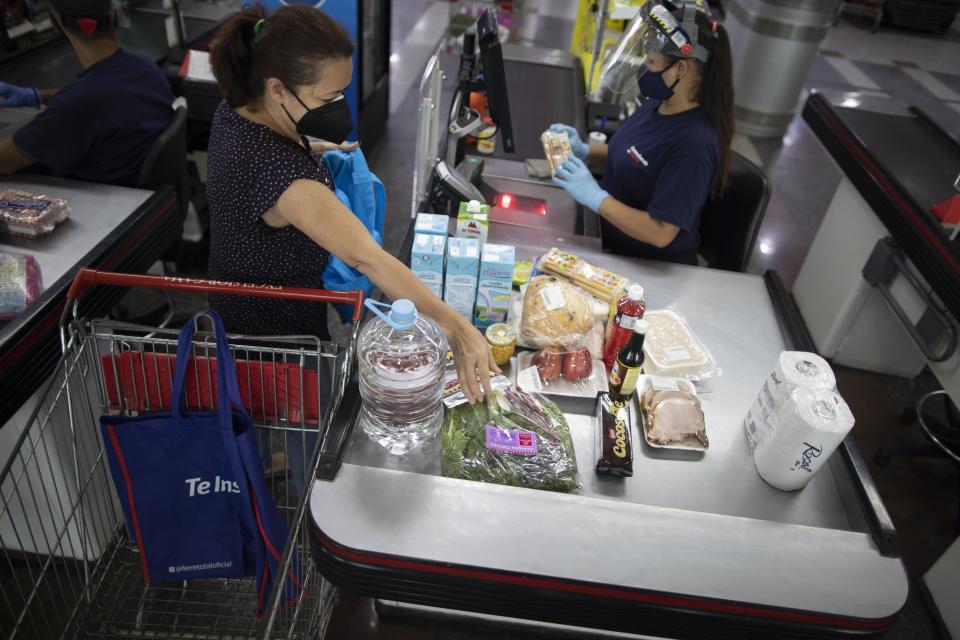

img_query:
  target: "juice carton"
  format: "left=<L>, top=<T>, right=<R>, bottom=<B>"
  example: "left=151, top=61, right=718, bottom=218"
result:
left=414, top=212, right=449, bottom=237
left=444, top=237, right=480, bottom=321
left=410, top=233, right=446, bottom=297
left=474, top=243, right=516, bottom=328
left=455, top=200, right=489, bottom=244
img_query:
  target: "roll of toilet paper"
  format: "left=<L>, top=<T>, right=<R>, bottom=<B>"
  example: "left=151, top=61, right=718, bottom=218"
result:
left=753, top=387, right=855, bottom=491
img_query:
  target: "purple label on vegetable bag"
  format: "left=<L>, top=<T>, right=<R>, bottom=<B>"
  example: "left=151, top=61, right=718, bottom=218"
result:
left=484, top=425, right=538, bottom=456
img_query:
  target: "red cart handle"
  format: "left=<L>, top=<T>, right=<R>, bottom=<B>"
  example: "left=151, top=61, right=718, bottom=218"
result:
left=66, top=268, right=366, bottom=322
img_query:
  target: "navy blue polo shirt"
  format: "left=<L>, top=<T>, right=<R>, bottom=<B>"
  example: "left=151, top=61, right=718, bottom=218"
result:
left=601, top=99, right=719, bottom=264
left=13, top=48, right=174, bottom=187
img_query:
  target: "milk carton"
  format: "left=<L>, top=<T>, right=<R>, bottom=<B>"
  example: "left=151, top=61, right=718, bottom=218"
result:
left=414, top=212, right=449, bottom=237
left=444, top=237, right=480, bottom=320
left=411, top=233, right=446, bottom=297
left=455, top=200, right=489, bottom=244
left=474, top=243, right=515, bottom=328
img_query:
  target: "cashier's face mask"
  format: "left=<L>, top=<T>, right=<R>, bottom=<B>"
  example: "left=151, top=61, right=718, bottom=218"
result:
left=636, top=58, right=680, bottom=100
left=282, top=87, right=354, bottom=145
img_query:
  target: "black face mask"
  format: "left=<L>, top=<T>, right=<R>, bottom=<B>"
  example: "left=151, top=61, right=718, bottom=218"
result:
left=636, top=59, right=680, bottom=101
left=282, top=87, right=354, bottom=145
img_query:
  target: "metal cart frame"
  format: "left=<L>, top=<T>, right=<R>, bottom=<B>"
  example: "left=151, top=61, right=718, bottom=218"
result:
left=0, top=269, right=363, bottom=639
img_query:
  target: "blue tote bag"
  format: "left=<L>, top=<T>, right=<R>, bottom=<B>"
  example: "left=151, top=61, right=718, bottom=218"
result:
left=101, top=310, right=304, bottom=616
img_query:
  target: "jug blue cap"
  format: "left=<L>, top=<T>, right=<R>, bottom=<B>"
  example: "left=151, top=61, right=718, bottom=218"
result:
left=389, top=299, right=417, bottom=329
left=364, top=298, right=418, bottom=330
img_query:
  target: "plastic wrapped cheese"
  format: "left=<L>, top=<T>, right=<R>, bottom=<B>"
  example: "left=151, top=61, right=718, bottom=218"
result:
left=642, top=310, right=721, bottom=381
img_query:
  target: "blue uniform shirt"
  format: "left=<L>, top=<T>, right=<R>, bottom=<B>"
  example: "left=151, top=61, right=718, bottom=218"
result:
left=601, top=99, right=719, bottom=264
left=13, top=49, right=174, bottom=187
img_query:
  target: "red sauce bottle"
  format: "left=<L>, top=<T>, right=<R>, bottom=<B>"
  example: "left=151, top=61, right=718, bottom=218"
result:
left=603, top=285, right=645, bottom=370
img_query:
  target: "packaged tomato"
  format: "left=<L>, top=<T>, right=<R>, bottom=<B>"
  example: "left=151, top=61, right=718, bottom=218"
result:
left=516, top=347, right=607, bottom=399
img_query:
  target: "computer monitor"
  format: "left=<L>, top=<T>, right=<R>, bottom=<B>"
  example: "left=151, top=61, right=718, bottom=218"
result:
left=476, top=10, right=515, bottom=154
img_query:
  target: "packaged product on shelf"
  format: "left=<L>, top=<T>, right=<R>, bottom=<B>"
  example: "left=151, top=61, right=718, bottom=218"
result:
left=745, top=351, right=837, bottom=451
left=444, top=237, right=480, bottom=321
left=0, top=252, right=43, bottom=320
left=639, top=376, right=708, bottom=450
left=752, top=387, right=855, bottom=491
left=516, top=347, right=606, bottom=398
left=540, top=130, right=573, bottom=174
left=411, top=233, right=446, bottom=298
left=595, top=393, right=633, bottom=476
left=441, top=385, right=580, bottom=493
left=538, top=247, right=630, bottom=305
left=474, top=243, right=515, bottom=328
left=0, top=189, right=71, bottom=238
left=520, top=275, right=594, bottom=351
left=455, top=200, right=489, bottom=244
left=642, top=309, right=721, bottom=381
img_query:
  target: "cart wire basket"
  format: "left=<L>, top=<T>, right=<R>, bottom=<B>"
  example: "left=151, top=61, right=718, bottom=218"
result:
left=0, top=269, right=364, bottom=640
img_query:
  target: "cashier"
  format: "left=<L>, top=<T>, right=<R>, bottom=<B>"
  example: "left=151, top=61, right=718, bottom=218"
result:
left=551, top=1, right=733, bottom=265
left=206, top=4, right=497, bottom=402
left=0, top=0, right=174, bottom=186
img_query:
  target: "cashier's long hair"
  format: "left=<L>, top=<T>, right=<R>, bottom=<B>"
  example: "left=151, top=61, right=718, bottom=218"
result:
left=209, top=4, right=355, bottom=109
left=687, top=13, right=735, bottom=200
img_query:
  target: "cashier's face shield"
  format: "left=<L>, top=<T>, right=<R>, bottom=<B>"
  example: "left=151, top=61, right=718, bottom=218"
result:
left=593, top=1, right=710, bottom=104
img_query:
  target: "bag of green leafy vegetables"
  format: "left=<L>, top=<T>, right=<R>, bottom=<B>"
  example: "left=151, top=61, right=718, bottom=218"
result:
left=441, top=386, right=580, bottom=493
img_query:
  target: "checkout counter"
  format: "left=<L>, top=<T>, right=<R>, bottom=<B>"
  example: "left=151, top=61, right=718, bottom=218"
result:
left=308, top=52, right=908, bottom=639
left=0, top=176, right=180, bottom=429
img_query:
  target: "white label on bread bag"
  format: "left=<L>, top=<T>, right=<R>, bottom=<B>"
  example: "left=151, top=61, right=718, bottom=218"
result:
left=540, top=286, right=566, bottom=312
left=518, top=365, right=544, bottom=393
left=662, top=346, right=692, bottom=362
left=651, top=376, right=680, bottom=392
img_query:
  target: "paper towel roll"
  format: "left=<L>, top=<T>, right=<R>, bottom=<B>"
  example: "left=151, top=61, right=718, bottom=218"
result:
left=747, top=351, right=836, bottom=451
left=760, top=351, right=835, bottom=413
left=753, top=387, right=855, bottom=491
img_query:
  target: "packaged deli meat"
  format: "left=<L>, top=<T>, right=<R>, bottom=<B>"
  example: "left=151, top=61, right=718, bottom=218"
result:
left=0, top=189, right=71, bottom=238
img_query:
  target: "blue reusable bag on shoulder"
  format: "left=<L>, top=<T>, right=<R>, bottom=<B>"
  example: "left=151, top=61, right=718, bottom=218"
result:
left=101, top=310, right=304, bottom=616
left=322, top=148, right=386, bottom=322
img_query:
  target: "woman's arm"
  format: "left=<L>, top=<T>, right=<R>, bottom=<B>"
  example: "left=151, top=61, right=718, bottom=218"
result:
left=274, top=179, right=499, bottom=402
left=597, top=196, right=679, bottom=249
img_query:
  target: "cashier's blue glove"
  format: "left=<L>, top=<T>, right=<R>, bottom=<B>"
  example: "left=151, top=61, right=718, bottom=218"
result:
left=0, top=81, right=41, bottom=109
left=549, top=123, right=589, bottom=160
left=552, top=156, right=609, bottom=213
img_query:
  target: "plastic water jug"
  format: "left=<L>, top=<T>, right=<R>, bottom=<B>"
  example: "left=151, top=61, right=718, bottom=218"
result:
left=357, top=298, right=447, bottom=454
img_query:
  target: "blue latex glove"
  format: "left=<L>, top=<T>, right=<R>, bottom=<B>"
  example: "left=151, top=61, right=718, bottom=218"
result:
left=548, top=123, right=589, bottom=160
left=0, top=81, right=40, bottom=108
left=552, top=156, right=609, bottom=213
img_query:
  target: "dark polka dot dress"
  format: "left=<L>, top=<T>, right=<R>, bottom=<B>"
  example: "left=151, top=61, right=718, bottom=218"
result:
left=206, top=101, right=334, bottom=339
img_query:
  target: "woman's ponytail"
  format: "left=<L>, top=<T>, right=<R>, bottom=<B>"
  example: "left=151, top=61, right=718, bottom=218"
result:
left=209, top=5, right=267, bottom=108
left=696, top=18, right=735, bottom=200
left=208, top=3, right=354, bottom=109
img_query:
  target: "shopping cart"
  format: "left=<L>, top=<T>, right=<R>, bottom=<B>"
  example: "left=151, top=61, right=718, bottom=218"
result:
left=0, top=269, right=364, bottom=640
